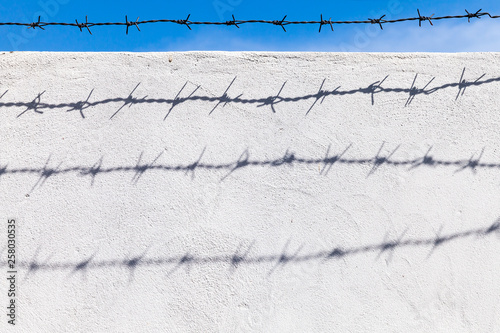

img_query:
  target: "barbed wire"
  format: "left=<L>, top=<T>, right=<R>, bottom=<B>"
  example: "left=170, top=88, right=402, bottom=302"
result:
left=0, top=9, right=498, bottom=34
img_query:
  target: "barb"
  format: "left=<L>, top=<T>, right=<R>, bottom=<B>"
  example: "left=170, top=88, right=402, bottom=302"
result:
left=75, top=16, right=92, bottom=35
left=125, top=15, right=140, bottom=35
left=273, top=15, right=288, bottom=32
left=319, top=14, right=333, bottom=33
left=369, top=15, right=386, bottom=30
left=225, top=14, right=239, bottom=28
left=28, top=16, right=45, bottom=30
left=465, top=9, right=483, bottom=23
left=175, top=14, right=192, bottom=30
left=0, top=9, right=497, bottom=34
left=417, top=9, right=434, bottom=27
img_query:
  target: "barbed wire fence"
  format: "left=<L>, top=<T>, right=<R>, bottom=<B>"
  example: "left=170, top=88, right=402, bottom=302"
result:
left=0, top=9, right=497, bottom=35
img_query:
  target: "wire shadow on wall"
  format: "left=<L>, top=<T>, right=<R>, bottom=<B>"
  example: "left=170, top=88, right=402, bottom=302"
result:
left=0, top=68, right=496, bottom=119
left=3, top=218, right=498, bottom=281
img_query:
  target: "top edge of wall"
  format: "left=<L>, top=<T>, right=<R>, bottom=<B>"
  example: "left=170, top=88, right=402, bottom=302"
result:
left=1, top=51, right=500, bottom=54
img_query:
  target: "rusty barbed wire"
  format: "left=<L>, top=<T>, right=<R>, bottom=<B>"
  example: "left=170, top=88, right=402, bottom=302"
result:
left=0, top=9, right=497, bottom=35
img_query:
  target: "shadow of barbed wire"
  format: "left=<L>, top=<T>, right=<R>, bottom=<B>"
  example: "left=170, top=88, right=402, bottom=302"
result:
left=1, top=144, right=499, bottom=190
left=4, top=69, right=498, bottom=118
left=4, top=219, right=499, bottom=278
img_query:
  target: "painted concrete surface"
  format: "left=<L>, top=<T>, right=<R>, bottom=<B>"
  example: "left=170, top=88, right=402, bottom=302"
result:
left=0, top=52, right=499, bottom=332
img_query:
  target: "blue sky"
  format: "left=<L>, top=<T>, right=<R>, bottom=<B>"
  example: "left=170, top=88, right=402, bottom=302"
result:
left=1, top=0, right=500, bottom=51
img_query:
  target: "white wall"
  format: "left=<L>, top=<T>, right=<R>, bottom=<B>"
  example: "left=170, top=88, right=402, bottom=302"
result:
left=1, top=52, right=499, bottom=332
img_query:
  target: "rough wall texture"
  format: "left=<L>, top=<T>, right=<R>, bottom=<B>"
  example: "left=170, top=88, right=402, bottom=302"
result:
left=0, top=52, right=499, bottom=332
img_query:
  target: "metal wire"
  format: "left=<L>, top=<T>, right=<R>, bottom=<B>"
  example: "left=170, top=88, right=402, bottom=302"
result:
left=0, top=9, right=497, bottom=34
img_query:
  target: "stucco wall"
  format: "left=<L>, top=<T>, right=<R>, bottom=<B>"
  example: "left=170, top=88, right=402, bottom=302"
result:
left=1, top=52, right=499, bottom=332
